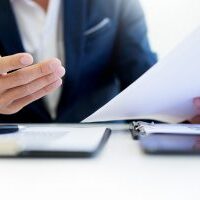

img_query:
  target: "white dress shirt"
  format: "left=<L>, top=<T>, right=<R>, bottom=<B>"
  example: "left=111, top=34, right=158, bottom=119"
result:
left=10, top=0, right=65, bottom=119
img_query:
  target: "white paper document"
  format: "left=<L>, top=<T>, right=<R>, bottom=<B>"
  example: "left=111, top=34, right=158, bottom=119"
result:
left=84, top=26, right=200, bottom=123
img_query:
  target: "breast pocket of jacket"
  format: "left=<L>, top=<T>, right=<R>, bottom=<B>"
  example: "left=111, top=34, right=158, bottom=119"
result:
left=84, top=18, right=116, bottom=56
left=83, top=18, right=117, bottom=76
left=84, top=18, right=111, bottom=38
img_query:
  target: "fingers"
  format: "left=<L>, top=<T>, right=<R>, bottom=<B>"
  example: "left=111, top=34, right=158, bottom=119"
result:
left=0, top=54, right=66, bottom=115
left=0, top=53, right=33, bottom=73
left=3, top=79, right=62, bottom=114
left=1, top=58, right=64, bottom=90
left=0, top=69, right=65, bottom=107
left=193, top=97, right=200, bottom=110
left=189, top=115, right=200, bottom=124
left=189, top=97, right=200, bottom=123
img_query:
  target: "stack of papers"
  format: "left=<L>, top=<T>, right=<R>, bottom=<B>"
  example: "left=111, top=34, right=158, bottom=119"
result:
left=84, top=26, right=200, bottom=123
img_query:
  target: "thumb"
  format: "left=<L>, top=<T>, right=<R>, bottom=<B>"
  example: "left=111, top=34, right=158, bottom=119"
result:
left=0, top=53, right=33, bottom=74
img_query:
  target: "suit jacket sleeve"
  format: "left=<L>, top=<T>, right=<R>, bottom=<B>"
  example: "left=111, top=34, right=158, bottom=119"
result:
left=112, top=0, right=157, bottom=90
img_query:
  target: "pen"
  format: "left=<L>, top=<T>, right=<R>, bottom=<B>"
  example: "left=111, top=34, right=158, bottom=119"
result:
left=0, top=125, right=24, bottom=134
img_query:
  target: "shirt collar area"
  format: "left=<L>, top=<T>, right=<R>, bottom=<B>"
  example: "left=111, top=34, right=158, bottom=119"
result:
left=10, top=0, right=39, bottom=7
left=10, top=0, right=57, bottom=13
left=10, top=0, right=61, bottom=24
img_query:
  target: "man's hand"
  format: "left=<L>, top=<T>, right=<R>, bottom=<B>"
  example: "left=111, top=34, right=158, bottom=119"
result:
left=189, top=97, right=200, bottom=123
left=0, top=53, right=65, bottom=114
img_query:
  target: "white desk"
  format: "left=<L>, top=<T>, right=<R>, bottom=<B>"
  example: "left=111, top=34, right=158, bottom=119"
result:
left=0, top=129, right=199, bottom=200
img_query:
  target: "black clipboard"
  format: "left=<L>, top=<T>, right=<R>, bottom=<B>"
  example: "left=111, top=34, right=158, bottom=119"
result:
left=0, top=127, right=111, bottom=158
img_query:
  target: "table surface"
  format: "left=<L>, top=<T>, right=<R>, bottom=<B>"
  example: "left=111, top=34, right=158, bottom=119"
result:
left=0, top=129, right=199, bottom=200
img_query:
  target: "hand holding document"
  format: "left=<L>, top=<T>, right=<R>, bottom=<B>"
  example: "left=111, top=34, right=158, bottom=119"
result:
left=84, top=26, right=200, bottom=123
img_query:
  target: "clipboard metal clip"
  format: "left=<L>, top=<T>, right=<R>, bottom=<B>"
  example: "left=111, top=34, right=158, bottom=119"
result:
left=131, top=121, right=155, bottom=139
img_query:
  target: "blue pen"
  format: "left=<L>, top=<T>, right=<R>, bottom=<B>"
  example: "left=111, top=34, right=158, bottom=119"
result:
left=0, top=125, right=24, bottom=134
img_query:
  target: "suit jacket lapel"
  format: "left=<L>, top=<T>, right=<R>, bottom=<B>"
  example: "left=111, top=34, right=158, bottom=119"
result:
left=63, top=0, right=86, bottom=79
left=57, top=0, right=86, bottom=118
left=0, top=0, right=24, bottom=55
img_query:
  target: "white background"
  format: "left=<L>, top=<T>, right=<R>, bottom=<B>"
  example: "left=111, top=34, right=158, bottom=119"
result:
left=141, top=0, right=200, bottom=58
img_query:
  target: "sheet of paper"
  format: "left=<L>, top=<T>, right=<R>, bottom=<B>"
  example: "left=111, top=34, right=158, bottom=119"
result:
left=83, top=26, right=200, bottom=123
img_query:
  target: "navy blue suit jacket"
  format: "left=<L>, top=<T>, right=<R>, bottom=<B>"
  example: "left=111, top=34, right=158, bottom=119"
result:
left=0, top=0, right=157, bottom=123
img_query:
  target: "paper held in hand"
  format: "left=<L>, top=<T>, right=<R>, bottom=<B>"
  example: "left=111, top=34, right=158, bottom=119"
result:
left=83, top=26, right=200, bottom=124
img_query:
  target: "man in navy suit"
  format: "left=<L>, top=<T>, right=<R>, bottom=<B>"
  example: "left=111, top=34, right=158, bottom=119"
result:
left=0, top=0, right=157, bottom=123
